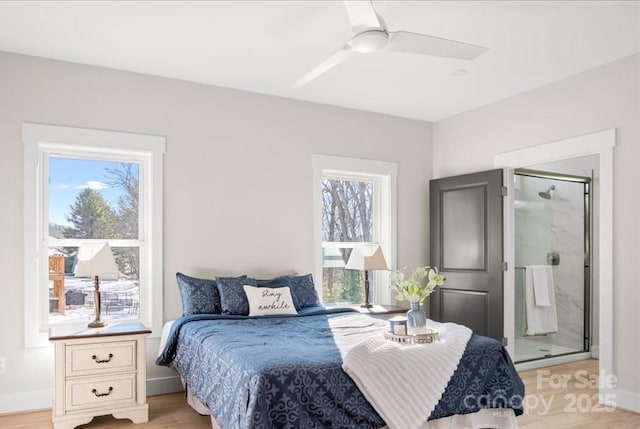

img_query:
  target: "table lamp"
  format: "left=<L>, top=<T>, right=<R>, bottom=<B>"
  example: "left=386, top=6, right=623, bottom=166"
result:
left=74, top=242, right=119, bottom=328
left=345, top=244, right=388, bottom=308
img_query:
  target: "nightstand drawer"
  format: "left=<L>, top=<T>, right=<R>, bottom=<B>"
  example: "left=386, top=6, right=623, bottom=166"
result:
left=66, top=341, right=136, bottom=376
left=66, top=373, right=136, bottom=411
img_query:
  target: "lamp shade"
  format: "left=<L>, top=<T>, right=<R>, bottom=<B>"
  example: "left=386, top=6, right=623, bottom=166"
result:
left=74, top=242, right=119, bottom=277
left=345, top=244, right=388, bottom=271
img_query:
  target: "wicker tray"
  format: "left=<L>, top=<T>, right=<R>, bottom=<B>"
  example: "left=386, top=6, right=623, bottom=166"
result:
left=384, top=328, right=440, bottom=344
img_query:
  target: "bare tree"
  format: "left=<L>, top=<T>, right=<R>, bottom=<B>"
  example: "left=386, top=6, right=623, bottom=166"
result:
left=105, top=163, right=140, bottom=278
left=322, top=178, right=373, bottom=303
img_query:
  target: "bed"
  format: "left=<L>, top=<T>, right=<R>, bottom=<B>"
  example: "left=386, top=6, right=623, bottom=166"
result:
left=156, top=306, right=524, bottom=429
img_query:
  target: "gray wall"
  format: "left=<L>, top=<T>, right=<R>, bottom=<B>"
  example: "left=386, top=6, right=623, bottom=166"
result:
left=433, top=54, right=640, bottom=402
left=0, top=51, right=432, bottom=409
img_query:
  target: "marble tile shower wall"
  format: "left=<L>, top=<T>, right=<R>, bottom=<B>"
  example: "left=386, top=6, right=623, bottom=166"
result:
left=515, top=175, right=585, bottom=352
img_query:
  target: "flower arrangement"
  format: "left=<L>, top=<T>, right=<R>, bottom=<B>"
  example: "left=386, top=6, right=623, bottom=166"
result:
left=391, top=266, right=445, bottom=304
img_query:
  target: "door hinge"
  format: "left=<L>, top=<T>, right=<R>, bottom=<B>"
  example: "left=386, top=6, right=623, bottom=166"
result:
left=502, top=337, right=508, bottom=347
left=501, top=186, right=508, bottom=196
left=501, top=261, right=508, bottom=271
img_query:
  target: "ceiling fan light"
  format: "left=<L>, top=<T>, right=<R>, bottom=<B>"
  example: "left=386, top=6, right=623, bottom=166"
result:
left=351, top=30, right=389, bottom=53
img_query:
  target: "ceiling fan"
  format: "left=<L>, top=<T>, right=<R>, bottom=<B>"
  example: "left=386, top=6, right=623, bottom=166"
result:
left=292, top=0, right=488, bottom=88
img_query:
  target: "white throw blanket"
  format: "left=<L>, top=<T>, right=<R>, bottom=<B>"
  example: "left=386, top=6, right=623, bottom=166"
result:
left=342, top=320, right=472, bottom=429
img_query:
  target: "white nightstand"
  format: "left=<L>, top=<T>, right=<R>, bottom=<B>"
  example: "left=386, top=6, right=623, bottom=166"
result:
left=49, top=322, right=151, bottom=429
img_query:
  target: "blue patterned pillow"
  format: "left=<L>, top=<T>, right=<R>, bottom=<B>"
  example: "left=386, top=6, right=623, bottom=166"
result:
left=256, top=276, right=301, bottom=310
left=289, top=274, right=321, bottom=308
left=176, top=272, right=221, bottom=315
left=216, top=275, right=258, bottom=315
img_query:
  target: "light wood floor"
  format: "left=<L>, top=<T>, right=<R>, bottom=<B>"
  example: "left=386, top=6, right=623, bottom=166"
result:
left=1, top=359, right=638, bottom=428
left=517, top=359, right=640, bottom=428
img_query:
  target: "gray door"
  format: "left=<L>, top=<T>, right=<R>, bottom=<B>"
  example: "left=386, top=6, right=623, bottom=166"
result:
left=429, top=169, right=504, bottom=341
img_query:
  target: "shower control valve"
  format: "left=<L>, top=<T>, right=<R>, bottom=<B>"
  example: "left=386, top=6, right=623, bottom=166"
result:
left=547, top=252, right=560, bottom=266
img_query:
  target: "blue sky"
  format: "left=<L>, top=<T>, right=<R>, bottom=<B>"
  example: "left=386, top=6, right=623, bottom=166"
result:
left=49, top=157, right=138, bottom=226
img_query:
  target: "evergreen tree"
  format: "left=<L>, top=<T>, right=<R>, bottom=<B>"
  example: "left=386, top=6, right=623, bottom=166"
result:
left=63, top=188, right=116, bottom=239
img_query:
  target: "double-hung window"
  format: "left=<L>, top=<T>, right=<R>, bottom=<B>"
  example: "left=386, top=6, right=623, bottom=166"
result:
left=23, top=123, right=164, bottom=347
left=313, top=155, right=397, bottom=305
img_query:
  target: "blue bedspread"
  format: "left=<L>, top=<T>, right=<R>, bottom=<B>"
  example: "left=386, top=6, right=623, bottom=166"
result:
left=157, top=308, right=524, bottom=428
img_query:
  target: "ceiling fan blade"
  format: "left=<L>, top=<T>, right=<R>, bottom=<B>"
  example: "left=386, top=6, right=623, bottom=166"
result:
left=343, top=0, right=383, bottom=31
left=292, top=48, right=352, bottom=89
left=388, top=31, right=487, bottom=60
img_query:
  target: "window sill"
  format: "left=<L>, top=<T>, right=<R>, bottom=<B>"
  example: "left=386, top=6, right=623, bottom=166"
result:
left=325, top=304, right=407, bottom=315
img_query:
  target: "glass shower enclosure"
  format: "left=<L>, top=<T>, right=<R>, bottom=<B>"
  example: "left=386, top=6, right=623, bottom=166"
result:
left=513, top=169, right=591, bottom=363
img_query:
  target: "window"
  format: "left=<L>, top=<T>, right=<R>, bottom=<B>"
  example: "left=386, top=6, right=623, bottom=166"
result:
left=321, top=175, right=374, bottom=304
left=24, top=123, right=165, bottom=347
left=48, top=158, right=141, bottom=323
left=313, top=155, right=397, bottom=306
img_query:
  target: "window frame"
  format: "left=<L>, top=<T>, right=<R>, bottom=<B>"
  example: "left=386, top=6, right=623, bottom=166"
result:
left=23, top=123, right=165, bottom=347
left=312, top=155, right=397, bottom=305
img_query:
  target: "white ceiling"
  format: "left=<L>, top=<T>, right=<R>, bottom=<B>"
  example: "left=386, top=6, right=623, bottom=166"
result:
left=0, top=1, right=638, bottom=122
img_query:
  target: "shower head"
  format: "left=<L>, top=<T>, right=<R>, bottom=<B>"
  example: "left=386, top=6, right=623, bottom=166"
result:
left=538, top=185, right=556, bottom=200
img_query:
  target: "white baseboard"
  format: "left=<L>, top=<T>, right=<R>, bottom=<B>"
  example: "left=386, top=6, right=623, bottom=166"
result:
left=608, top=388, right=640, bottom=413
left=147, top=376, right=183, bottom=396
left=0, top=389, right=52, bottom=415
left=591, top=345, right=599, bottom=359
left=0, top=377, right=183, bottom=415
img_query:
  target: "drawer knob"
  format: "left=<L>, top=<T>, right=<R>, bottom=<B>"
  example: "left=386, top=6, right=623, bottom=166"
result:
left=92, top=386, right=113, bottom=397
left=92, top=353, right=114, bottom=363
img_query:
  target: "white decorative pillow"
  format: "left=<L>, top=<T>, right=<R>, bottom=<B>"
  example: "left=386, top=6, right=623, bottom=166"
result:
left=243, top=285, right=298, bottom=316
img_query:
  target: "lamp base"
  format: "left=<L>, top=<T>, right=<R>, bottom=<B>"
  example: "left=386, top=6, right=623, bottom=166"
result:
left=88, top=275, right=106, bottom=328
left=88, top=320, right=106, bottom=328
left=360, top=271, right=374, bottom=309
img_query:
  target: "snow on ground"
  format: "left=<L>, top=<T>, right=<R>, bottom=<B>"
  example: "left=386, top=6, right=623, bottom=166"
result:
left=49, top=275, right=140, bottom=324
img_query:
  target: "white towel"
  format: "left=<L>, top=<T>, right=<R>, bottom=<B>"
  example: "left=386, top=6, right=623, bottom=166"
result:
left=531, top=265, right=551, bottom=307
left=343, top=320, right=472, bottom=429
left=524, top=266, right=558, bottom=335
